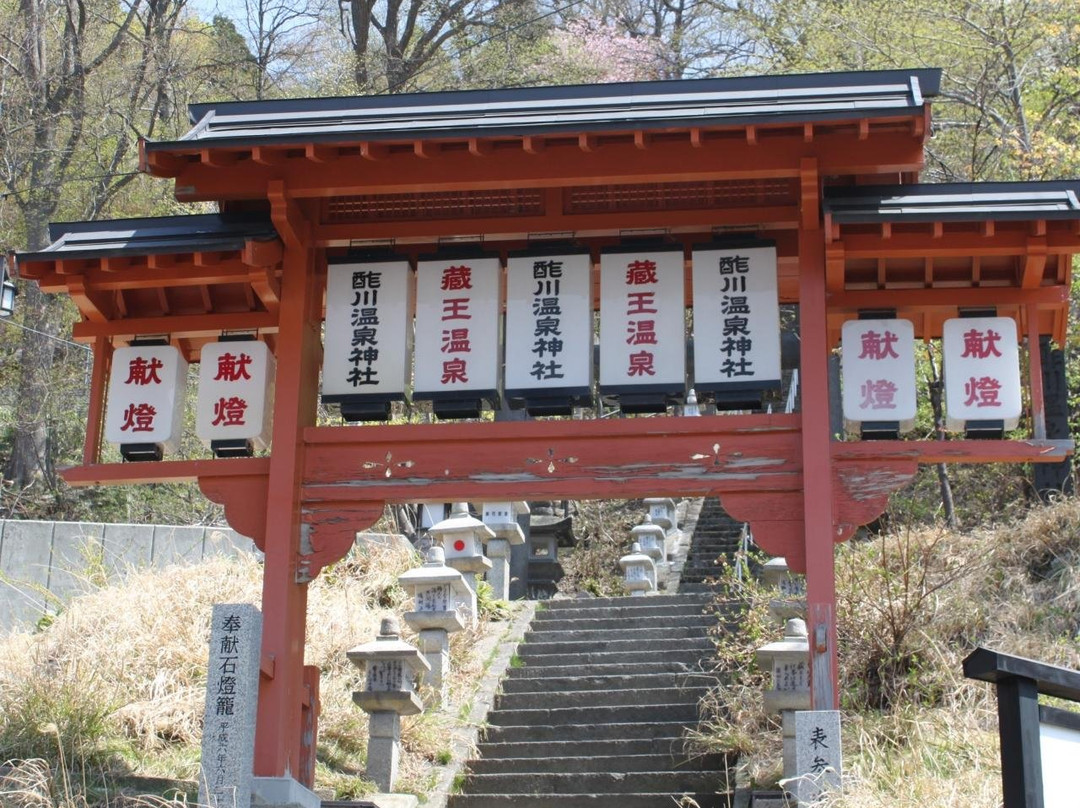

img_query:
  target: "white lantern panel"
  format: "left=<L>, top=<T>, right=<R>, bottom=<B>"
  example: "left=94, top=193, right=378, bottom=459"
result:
left=443, top=534, right=483, bottom=561
left=196, top=341, right=275, bottom=448
left=322, top=260, right=412, bottom=398
left=692, top=245, right=781, bottom=389
left=414, top=256, right=501, bottom=397
left=841, top=319, right=917, bottom=427
left=504, top=252, right=592, bottom=396
left=942, top=316, right=1022, bottom=430
left=104, top=345, right=188, bottom=450
left=599, top=249, right=685, bottom=389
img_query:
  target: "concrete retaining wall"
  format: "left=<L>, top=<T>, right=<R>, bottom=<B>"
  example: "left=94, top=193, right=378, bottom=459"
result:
left=0, top=519, right=256, bottom=633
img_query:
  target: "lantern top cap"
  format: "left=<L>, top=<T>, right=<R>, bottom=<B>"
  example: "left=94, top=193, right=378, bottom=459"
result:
left=429, top=502, right=495, bottom=539
left=346, top=615, right=431, bottom=671
left=619, top=543, right=654, bottom=569
left=755, top=618, right=810, bottom=662
left=631, top=519, right=665, bottom=536
left=398, top=560, right=469, bottom=590
left=783, top=618, right=807, bottom=639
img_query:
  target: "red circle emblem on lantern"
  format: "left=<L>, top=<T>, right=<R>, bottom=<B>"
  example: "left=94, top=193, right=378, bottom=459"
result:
left=453, top=539, right=466, bottom=552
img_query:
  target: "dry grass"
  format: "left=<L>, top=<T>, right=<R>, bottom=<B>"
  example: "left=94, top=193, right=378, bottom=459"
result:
left=557, top=500, right=643, bottom=597
left=0, top=537, right=498, bottom=806
left=701, top=496, right=1080, bottom=801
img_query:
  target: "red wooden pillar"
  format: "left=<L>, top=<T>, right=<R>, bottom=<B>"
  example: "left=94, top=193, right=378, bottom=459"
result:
left=83, top=335, right=113, bottom=465
left=798, top=159, right=838, bottom=709
left=255, top=183, right=322, bottom=779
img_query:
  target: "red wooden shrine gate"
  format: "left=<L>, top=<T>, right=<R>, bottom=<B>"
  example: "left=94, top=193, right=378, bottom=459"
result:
left=15, top=68, right=1079, bottom=787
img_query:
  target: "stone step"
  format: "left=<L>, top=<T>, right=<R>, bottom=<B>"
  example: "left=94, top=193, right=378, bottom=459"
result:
left=501, top=670, right=719, bottom=694
left=486, top=701, right=699, bottom=727
left=495, top=685, right=708, bottom=710
left=531, top=602, right=715, bottom=622
left=539, top=594, right=710, bottom=610
left=685, top=547, right=739, bottom=556
left=482, top=719, right=693, bottom=744
left=447, top=792, right=733, bottom=808
left=678, top=584, right=726, bottom=594
left=524, top=625, right=713, bottom=644
left=475, top=737, right=690, bottom=760
left=466, top=752, right=731, bottom=775
left=507, top=657, right=715, bottom=678
left=513, top=648, right=712, bottom=668
left=519, top=636, right=714, bottom=658
left=529, top=614, right=716, bottom=633
left=459, top=770, right=728, bottom=795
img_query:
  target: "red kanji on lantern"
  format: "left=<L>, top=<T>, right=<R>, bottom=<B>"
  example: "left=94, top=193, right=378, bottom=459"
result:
left=211, top=396, right=249, bottom=426
left=214, top=352, right=253, bottom=382
left=119, top=402, right=157, bottom=432
left=858, top=330, right=900, bottom=361
left=964, top=376, right=1002, bottom=407
left=626, top=320, right=657, bottom=345
left=961, top=328, right=1003, bottom=359
left=125, top=356, right=163, bottom=386
left=627, top=350, right=656, bottom=377
left=442, top=298, right=471, bottom=321
left=440, top=265, right=473, bottom=291
left=859, top=379, right=898, bottom=409
left=625, top=260, right=658, bottom=285
left=626, top=291, right=657, bottom=316
left=441, top=328, right=472, bottom=354
left=441, top=357, right=468, bottom=384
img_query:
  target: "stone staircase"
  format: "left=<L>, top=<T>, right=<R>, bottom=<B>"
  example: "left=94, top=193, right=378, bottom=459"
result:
left=447, top=593, right=735, bottom=808
left=677, top=499, right=747, bottom=594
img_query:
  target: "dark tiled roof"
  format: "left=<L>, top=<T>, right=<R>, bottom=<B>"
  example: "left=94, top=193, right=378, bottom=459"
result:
left=144, top=69, right=941, bottom=151
left=823, top=181, right=1080, bottom=223
left=16, top=213, right=277, bottom=264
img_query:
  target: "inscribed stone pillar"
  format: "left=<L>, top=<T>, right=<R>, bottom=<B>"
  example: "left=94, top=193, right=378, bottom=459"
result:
left=198, top=603, right=262, bottom=808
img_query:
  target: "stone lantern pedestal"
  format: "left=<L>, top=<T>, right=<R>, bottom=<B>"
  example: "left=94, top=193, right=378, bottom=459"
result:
left=429, top=502, right=493, bottom=598
left=619, top=542, right=656, bottom=596
left=398, top=546, right=473, bottom=703
left=755, top=618, right=811, bottom=779
left=347, top=618, right=431, bottom=793
left=481, top=500, right=529, bottom=600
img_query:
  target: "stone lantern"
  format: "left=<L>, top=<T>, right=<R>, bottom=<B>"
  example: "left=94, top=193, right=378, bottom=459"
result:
left=619, top=541, right=656, bottom=597
left=755, top=617, right=811, bottom=778
left=481, top=500, right=529, bottom=600
left=644, top=498, right=677, bottom=532
left=631, top=516, right=668, bottom=564
left=347, top=617, right=431, bottom=793
left=398, top=546, right=474, bottom=702
left=762, top=557, right=806, bottom=621
left=428, top=502, right=493, bottom=594
left=682, top=388, right=701, bottom=416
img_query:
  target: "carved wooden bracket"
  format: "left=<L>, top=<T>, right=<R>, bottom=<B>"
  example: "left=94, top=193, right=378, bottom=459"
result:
left=297, top=501, right=385, bottom=582
left=198, top=466, right=271, bottom=552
